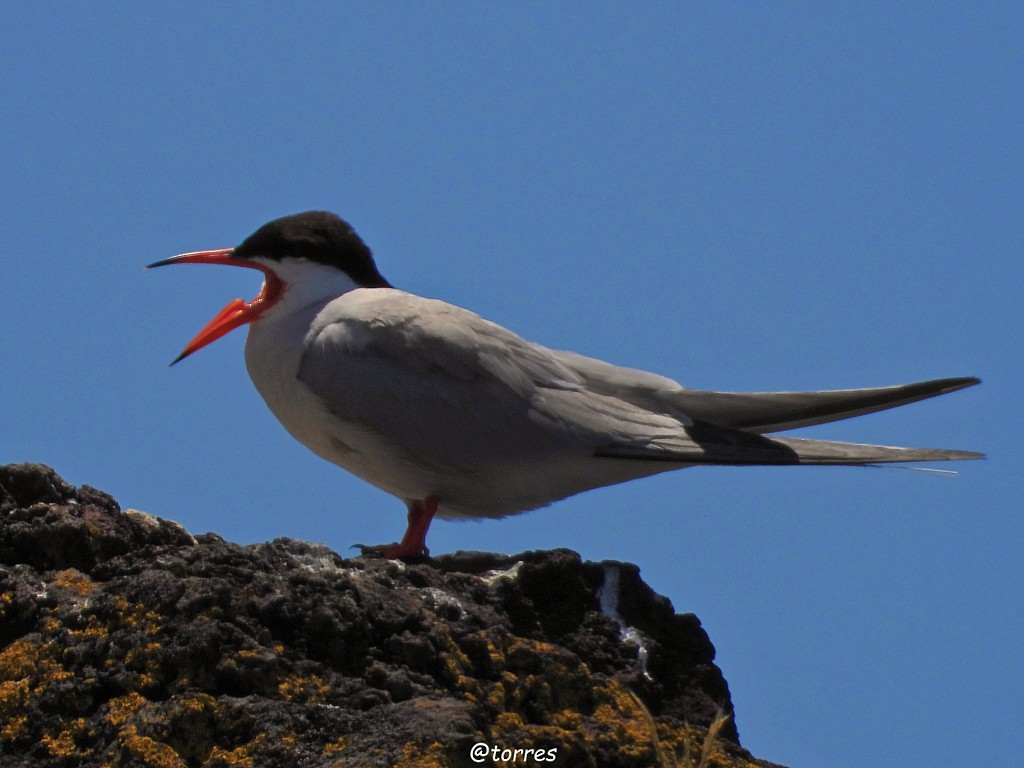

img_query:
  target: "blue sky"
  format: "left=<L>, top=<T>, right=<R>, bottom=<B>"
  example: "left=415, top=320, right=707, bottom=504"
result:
left=2, top=4, right=1019, bottom=766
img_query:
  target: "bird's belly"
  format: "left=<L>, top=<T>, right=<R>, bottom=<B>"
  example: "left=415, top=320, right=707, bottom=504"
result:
left=251, top=386, right=678, bottom=522
left=240, top=368, right=600, bottom=517
left=430, top=455, right=682, bottom=521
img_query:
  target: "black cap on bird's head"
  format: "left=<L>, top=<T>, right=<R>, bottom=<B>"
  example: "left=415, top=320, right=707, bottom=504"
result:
left=232, top=211, right=392, bottom=288
left=147, top=211, right=391, bottom=364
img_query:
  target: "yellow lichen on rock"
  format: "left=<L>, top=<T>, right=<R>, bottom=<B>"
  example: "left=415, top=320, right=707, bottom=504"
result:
left=320, top=736, right=350, bottom=756
left=118, top=725, right=186, bottom=768
left=589, top=680, right=660, bottom=761
left=277, top=673, right=330, bottom=703
left=399, top=740, right=451, bottom=768
left=0, top=636, right=75, bottom=743
left=41, top=717, right=90, bottom=759
left=50, top=568, right=96, bottom=596
left=0, top=638, right=39, bottom=681
left=207, top=734, right=266, bottom=767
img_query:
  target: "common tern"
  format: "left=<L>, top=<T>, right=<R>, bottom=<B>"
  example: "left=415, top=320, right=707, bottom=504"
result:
left=148, top=211, right=982, bottom=558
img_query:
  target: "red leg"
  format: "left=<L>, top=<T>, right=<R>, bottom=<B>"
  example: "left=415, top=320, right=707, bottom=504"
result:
left=357, top=496, right=439, bottom=560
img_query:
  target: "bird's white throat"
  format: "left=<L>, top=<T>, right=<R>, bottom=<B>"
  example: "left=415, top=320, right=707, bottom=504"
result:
left=250, top=256, right=364, bottom=324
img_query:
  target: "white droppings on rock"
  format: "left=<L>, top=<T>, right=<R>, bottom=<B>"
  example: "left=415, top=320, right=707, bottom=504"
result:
left=421, top=587, right=465, bottom=618
left=598, top=564, right=652, bottom=680
left=480, top=560, right=523, bottom=585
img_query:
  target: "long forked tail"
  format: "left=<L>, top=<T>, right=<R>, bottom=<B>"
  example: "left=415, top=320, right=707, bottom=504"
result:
left=668, top=376, right=980, bottom=434
left=596, top=375, right=983, bottom=466
left=727, top=432, right=984, bottom=465
left=596, top=423, right=984, bottom=466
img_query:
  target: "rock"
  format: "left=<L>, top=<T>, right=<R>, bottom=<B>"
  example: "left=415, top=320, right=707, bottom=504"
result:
left=0, top=463, right=784, bottom=767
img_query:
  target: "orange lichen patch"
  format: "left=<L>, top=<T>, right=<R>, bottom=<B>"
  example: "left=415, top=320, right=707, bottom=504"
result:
left=399, top=740, right=450, bottom=768
left=0, top=638, right=40, bottom=680
left=455, top=677, right=481, bottom=702
left=160, top=692, right=255, bottom=765
left=438, top=634, right=485, bottom=700
left=485, top=681, right=506, bottom=709
left=119, top=725, right=186, bottom=768
left=589, top=680, right=658, bottom=760
left=549, top=709, right=584, bottom=730
left=0, top=637, right=75, bottom=743
left=481, top=635, right=506, bottom=669
left=484, top=717, right=583, bottom=762
left=174, top=692, right=219, bottom=715
left=68, top=616, right=111, bottom=642
left=277, top=673, right=330, bottom=704
left=505, top=637, right=553, bottom=669
left=493, top=711, right=526, bottom=733
left=0, top=593, right=13, bottom=625
left=111, top=596, right=164, bottom=634
left=40, top=728, right=76, bottom=757
left=498, top=675, right=555, bottom=719
left=458, top=629, right=510, bottom=677
left=207, top=744, right=255, bottom=766
left=122, top=641, right=163, bottom=690
left=106, top=692, right=148, bottom=727
left=50, top=568, right=96, bottom=597
left=321, top=736, right=350, bottom=756
left=486, top=678, right=664, bottom=762
left=0, top=710, right=28, bottom=742
left=439, top=634, right=473, bottom=680
left=40, top=717, right=89, bottom=758
left=207, top=733, right=266, bottom=767
left=125, top=641, right=163, bottom=664
left=506, top=637, right=589, bottom=693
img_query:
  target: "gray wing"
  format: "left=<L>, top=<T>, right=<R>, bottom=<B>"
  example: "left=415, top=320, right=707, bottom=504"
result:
left=666, top=377, right=981, bottom=433
left=300, top=292, right=586, bottom=397
left=300, top=291, right=982, bottom=467
left=554, top=352, right=982, bottom=463
left=296, top=292, right=684, bottom=460
left=555, top=349, right=979, bottom=433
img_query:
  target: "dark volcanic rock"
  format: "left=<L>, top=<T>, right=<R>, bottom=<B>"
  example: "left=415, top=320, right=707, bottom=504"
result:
left=0, top=463, right=782, bottom=767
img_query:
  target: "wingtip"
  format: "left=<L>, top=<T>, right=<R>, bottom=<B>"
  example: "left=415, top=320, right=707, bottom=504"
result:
left=944, top=376, right=982, bottom=391
left=910, top=376, right=981, bottom=400
left=954, top=449, right=986, bottom=461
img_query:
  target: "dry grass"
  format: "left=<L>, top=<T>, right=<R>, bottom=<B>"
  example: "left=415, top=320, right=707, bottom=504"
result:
left=624, top=690, right=734, bottom=768
left=625, top=689, right=675, bottom=767
left=682, top=708, right=731, bottom=768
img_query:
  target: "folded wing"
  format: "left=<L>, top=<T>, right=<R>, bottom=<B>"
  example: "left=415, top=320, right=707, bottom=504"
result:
left=303, top=293, right=983, bottom=469
left=666, top=377, right=981, bottom=433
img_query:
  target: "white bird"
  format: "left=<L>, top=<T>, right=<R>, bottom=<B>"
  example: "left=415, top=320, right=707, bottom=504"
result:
left=148, top=211, right=982, bottom=558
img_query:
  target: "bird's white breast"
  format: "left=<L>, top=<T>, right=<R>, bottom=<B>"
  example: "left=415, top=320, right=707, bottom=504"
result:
left=241, top=264, right=420, bottom=502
